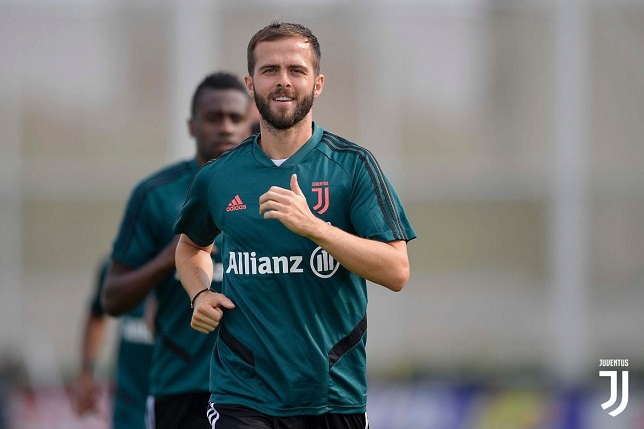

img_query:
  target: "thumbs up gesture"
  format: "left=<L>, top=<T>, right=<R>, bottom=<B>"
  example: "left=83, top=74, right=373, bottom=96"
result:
left=259, top=174, right=321, bottom=237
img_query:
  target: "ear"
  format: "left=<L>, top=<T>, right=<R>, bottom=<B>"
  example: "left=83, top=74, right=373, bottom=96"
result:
left=187, top=117, right=196, bottom=138
left=244, top=75, right=254, bottom=97
left=313, top=73, right=324, bottom=98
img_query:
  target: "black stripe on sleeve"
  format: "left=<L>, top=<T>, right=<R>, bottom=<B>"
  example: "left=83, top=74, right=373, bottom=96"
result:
left=117, top=162, right=191, bottom=255
left=321, top=134, right=407, bottom=240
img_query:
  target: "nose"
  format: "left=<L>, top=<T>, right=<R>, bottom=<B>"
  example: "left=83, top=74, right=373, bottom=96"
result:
left=276, top=70, right=292, bottom=88
left=218, top=116, right=235, bottom=134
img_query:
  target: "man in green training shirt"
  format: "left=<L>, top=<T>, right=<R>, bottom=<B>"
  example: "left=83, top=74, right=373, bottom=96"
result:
left=174, top=22, right=415, bottom=429
left=102, top=72, right=253, bottom=429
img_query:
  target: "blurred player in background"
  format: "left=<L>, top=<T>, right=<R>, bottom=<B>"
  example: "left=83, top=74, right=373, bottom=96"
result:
left=174, top=22, right=416, bottom=429
left=101, top=72, right=253, bottom=429
left=73, top=256, right=153, bottom=429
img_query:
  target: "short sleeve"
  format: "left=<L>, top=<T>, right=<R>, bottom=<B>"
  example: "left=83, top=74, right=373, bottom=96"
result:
left=111, top=184, right=159, bottom=268
left=173, top=166, right=218, bottom=247
left=89, top=258, right=109, bottom=317
left=349, top=153, right=416, bottom=243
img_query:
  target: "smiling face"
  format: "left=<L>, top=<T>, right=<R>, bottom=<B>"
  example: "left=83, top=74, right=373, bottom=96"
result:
left=246, top=37, right=324, bottom=131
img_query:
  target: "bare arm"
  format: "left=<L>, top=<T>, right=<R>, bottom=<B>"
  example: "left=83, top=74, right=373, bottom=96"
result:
left=175, top=234, right=235, bottom=333
left=259, top=174, right=410, bottom=291
left=102, top=236, right=179, bottom=316
left=72, top=312, right=108, bottom=415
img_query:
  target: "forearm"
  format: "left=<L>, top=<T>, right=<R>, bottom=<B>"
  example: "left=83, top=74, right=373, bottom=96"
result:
left=175, top=234, right=214, bottom=301
left=79, top=315, right=107, bottom=375
left=74, top=314, right=106, bottom=414
left=102, top=254, right=174, bottom=316
left=306, top=220, right=410, bottom=291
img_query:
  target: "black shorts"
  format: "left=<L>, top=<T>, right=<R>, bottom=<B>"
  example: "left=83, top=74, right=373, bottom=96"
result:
left=207, top=403, right=369, bottom=429
left=146, top=391, right=211, bottom=429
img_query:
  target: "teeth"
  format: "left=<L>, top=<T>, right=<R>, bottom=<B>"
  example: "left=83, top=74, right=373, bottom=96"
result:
left=274, top=97, right=292, bottom=101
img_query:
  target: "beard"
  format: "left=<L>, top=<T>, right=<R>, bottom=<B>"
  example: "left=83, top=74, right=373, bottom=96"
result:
left=254, top=85, right=315, bottom=130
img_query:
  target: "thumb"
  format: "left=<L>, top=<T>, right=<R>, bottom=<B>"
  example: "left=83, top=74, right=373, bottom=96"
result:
left=216, top=293, right=236, bottom=310
left=290, top=173, right=303, bottom=196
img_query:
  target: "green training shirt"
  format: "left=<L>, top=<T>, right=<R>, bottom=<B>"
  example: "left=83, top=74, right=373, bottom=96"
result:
left=174, top=123, right=416, bottom=416
left=112, top=159, right=221, bottom=397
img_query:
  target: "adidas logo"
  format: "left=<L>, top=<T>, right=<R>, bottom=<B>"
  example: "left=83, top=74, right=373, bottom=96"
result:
left=226, top=195, right=247, bottom=212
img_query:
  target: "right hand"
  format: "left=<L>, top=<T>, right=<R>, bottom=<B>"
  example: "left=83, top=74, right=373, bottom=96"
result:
left=191, top=291, right=235, bottom=334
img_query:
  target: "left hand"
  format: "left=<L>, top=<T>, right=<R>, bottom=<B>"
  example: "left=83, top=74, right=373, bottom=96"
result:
left=72, top=371, right=100, bottom=415
left=259, top=174, right=320, bottom=237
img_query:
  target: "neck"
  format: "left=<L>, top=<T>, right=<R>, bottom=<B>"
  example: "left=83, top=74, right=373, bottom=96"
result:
left=195, top=155, right=207, bottom=168
left=258, top=116, right=313, bottom=160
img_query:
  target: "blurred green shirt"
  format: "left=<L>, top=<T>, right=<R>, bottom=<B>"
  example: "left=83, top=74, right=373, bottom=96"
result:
left=112, top=159, right=221, bottom=397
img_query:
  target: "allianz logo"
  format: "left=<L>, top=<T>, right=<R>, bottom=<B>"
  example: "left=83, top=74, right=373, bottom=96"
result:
left=121, top=317, right=153, bottom=345
left=213, top=262, right=223, bottom=282
left=225, top=246, right=339, bottom=279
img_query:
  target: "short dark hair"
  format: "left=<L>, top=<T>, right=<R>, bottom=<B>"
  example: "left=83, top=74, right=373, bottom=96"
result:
left=191, top=72, right=248, bottom=117
left=247, top=21, right=321, bottom=76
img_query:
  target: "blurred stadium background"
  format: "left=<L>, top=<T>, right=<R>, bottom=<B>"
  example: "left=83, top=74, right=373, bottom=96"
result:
left=1, top=0, right=644, bottom=427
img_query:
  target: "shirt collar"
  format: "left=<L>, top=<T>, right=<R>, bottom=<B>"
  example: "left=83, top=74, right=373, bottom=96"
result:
left=251, top=122, right=324, bottom=168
